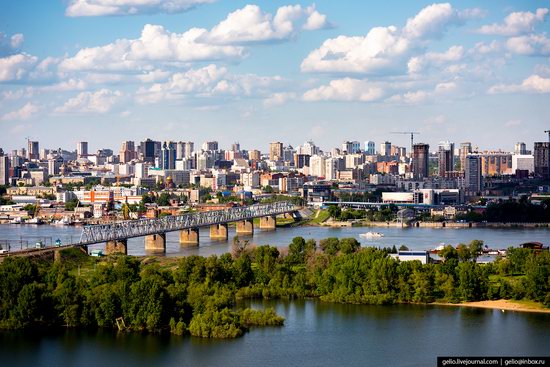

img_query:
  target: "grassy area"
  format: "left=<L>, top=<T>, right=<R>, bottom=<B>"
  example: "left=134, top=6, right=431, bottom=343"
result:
left=308, top=209, right=331, bottom=225
left=511, top=299, right=548, bottom=311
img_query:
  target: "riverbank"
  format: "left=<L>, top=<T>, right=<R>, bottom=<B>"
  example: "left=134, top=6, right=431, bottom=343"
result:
left=434, top=299, right=550, bottom=314
left=314, top=220, right=550, bottom=229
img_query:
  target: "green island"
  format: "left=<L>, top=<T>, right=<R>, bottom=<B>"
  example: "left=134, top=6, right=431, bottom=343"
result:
left=0, top=237, right=548, bottom=338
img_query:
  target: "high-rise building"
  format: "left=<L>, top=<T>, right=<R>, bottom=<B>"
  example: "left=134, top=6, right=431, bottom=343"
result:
left=514, top=142, right=528, bottom=155
left=342, top=141, right=361, bottom=154
left=119, top=141, right=135, bottom=163
left=465, top=154, right=482, bottom=192
left=161, top=141, right=177, bottom=170
left=77, top=141, right=88, bottom=158
left=299, top=141, right=319, bottom=156
left=183, top=142, right=194, bottom=158
left=249, top=150, right=261, bottom=161
left=27, top=140, right=39, bottom=160
left=39, top=148, right=50, bottom=160
left=141, top=139, right=157, bottom=163
left=479, top=151, right=513, bottom=176
left=365, top=141, right=376, bottom=155
left=269, top=142, right=283, bottom=161
left=438, top=141, right=455, bottom=177
left=0, top=150, right=9, bottom=185
left=202, top=141, right=218, bottom=151
left=231, top=142, right=240, bottom=152
left=534, top=142, right=550, bottom=179
left=412, top=143, right=429, bottom=180
left=48, top=156, right=63, bottom=176
left=310, top=155, right=326, bottom=177
left=294, top=154, right=310, bottom=169
left=380, top=141, right=392, bottom=156
left=459, top=142, right=472, bottom=171
left=176, top=141, right=185, bottom=160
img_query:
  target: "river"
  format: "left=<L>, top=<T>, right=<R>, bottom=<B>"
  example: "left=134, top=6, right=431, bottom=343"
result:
left=0, top=299, right=548, bottom=367
left=1, top=225, right=549, bottom=366
left=1, top=223, right=548, bottom=257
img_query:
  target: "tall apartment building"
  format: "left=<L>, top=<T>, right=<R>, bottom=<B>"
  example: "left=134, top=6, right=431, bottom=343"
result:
left=365, top=141, right=376, bottom=155
left=161, top=141, right=177, bottom=170
left=342, top=141, right=361, bottom=154
left=27, top=140, right=39, bottom=160
left=514, top=142, right=528, bottom=155
left=479, top=151, right=512, bottom=176
left=438, top=141, right=455, bottom=177
left=534, top=142, right=550, bottom=179
left=202, top=141, right=218, bottom=151
left=77, top=141, right=88, bottom=158
left=119, top=141, right=135, bottom=163
left=140, top=138, right=157, bottom=163
left=465, top=154, right=482, bottom=192
left=249, top=150, right=261, bottom=161
left=269, top=142, right=283, bottom=161
left=380, top=141, right=392, bottom=156
left=412, top=143, right=429, bottom=180
left=0, top=150, right=9, bottom=185
left=458, top=142, right=472, bottom=171
left=309, top=155, right=326, bottom=177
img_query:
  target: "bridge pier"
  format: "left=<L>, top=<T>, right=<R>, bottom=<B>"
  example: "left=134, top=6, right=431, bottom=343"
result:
left=236, top=219, right=254, bottom=236
left=54, top=249, right=62, bottom=262
left=210, top=223, right=228, bottom=240
left=106, top=239, right=128, bottom=255
left=180, top=228, right=199, bottom=247
left=145, top=233, right=166, bottom=253
left=259, top=215, right=277, bottom=230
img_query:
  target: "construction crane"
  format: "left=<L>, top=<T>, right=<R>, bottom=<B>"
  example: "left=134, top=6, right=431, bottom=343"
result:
left=390, top=131, right=420, bottom=153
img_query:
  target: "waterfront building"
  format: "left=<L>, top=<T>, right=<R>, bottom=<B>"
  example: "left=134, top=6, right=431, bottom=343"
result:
left=412, top=143, right=429, bottom=180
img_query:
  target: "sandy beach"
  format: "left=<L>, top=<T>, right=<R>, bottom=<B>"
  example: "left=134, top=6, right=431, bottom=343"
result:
left=434, top=299, right=550, bottom=314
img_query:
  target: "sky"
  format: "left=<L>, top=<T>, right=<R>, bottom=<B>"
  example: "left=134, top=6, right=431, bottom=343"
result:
left=0, top=0, right=549, bottom=154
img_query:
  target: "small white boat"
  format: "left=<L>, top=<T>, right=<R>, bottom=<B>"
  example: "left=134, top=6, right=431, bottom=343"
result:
left=27, top=217, right=44, bottom=225
left=360, top=231, right=384, bottom=239
left=52, top=217, right=74, bottom=226
left=10, top=217, right=22, bottom=224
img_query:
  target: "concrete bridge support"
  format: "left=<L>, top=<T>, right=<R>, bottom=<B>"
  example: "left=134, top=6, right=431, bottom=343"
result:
left=236, top=219, right=254, bottom=235
left=259, top=215, right=277, bottom=230
left=145, top=233, right=166, bottom=253
left=210, top=223, right=228, bottom=240
left=54, top=249, right=62, bottom=262
left=106, top=239, right=128, bottom=255
left=180, top=227, right=199, bottom=247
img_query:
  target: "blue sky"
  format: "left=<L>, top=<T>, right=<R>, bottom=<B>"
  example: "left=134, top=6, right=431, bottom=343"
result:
left=0, top=0, right=549, bottom=153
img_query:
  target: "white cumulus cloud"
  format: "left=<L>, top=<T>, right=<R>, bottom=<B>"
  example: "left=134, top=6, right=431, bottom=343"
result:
left=301, top=3, right=478, bottom=75
left=303, top=78, right=384, bottom=102
left=65, top=0, right=215, bottom=17
left=1, top=102, right=39, bottom=121
left=488, top=74, right=550, bottom=94
left=55, top=89, right=123, bottom=113
left=203, top=4, right=330, bottom=44
left=0, top=53, right=38, bottom=82
left=0, top=32, right=24, bottom=56
left=506, top=34, right=550, bottom=56
left=477, top=8, right=548, bottom=36
left=60, top=24, right=245, bottom=72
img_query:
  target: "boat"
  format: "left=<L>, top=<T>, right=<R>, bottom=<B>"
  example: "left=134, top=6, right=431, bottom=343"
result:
left=10, top=217, right=22, bottom=224
left=429, top=244, right=447, bottom=254
left=27, top=217, right=44, bottom=225
left=52, top=217, right=74, bottom=226
left=360, top=231, right=384, bottom=239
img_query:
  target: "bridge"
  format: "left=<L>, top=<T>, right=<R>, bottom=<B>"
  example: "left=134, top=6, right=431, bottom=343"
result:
left=0, top=201, right=299, bottom=258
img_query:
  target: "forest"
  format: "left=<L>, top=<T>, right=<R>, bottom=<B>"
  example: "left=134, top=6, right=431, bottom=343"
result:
left=0, top=236, right=548, bottom=338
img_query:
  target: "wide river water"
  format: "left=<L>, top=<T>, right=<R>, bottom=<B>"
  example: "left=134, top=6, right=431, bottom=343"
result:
left=0, top=299, right=548, bottom=367
left=1, top=224, right=549, bottom=366
left=1, top=223, right=549, bottom=256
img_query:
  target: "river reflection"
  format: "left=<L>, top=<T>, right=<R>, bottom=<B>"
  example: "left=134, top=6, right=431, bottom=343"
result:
left=1, top=300, right=548, bottom=367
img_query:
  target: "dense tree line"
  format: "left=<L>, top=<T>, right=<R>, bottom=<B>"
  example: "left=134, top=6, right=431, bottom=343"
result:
left=456, top=199, right=550, bottom=223
left=0, top=237, right=548, bottom=338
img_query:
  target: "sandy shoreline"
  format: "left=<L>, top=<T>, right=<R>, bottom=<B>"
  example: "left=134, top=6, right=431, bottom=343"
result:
left=433, top=300, right=550, bottom=314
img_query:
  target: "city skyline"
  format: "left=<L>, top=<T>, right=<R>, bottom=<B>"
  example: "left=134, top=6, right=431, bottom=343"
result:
left=1, top=1, right=550, bottom=150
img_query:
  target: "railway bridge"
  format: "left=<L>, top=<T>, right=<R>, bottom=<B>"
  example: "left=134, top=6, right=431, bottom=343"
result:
left=0, top=201, right=299, bottom=258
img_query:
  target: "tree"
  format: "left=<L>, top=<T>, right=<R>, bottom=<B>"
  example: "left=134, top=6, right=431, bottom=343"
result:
left=64, top=199, right=79, bottom=211
left=468, top=240, right=484, bottom=263
left=456, top=243, right=472, bottom=262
